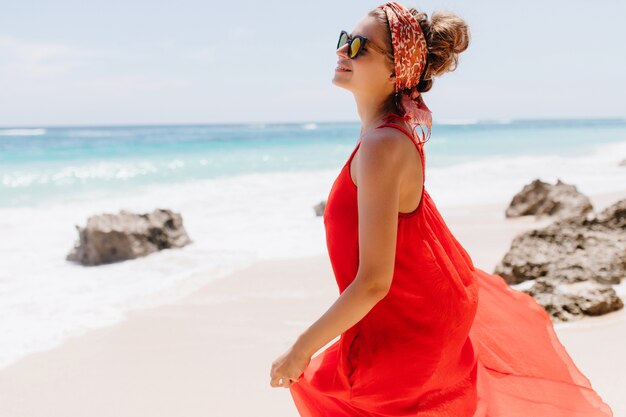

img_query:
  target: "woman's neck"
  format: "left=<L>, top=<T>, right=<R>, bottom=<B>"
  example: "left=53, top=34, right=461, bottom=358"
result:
left=355, top=99, right=392, bottom=137
left=354, top=90, right=400, bottom=137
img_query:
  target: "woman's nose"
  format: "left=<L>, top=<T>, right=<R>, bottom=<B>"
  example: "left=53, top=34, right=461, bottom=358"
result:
left=336, top=43, right=349, bottom=58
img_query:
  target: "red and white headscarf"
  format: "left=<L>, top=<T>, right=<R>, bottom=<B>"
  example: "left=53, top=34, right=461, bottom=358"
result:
left=377, top=1, right=432, bottom=144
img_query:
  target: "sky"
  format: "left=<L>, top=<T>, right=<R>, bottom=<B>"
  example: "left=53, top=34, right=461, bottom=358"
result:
left=0, top=0, right=625, bottom=127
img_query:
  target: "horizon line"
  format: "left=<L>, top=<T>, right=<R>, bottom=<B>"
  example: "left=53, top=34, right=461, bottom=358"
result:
left=1, top=116, right=625, bottom=130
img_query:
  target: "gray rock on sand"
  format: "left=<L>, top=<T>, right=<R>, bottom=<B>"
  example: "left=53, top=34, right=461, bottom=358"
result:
left=496, top=198, right=626, bottom=285
left=67, top=209, right=192, bottom=266
left=505, top=178, right=594, bottom=220
left=495, top=198, right=626, bottom=321
left=595, top=197, right=626, bottom=229
left=523, top=279, right=623, bottom=323
left=313, top=200, right=326, bottom=217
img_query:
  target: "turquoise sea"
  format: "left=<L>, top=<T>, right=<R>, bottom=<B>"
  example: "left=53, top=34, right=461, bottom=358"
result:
left=2, top=118, right=626, bottom=207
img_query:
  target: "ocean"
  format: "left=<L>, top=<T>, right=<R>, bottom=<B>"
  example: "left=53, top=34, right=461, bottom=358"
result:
left=1, top=118, right=626, bottom=369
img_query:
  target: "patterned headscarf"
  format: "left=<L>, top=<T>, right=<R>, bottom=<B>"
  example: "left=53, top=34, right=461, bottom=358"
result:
left=377, top=1, right=432, bottom=144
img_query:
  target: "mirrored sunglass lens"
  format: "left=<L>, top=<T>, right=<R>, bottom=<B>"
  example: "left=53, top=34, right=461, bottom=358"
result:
left=350, top=38, right=361, bottom=58
left=338, top=32, right=348, bottom=49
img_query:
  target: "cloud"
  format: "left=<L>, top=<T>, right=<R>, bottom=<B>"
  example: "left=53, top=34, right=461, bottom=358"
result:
left=0, top=36, right=94, bottom=79
left=184, top=45, right=219, bottom=63
left=227, top=25, right=254, bottom=41
left=0, top=36, right=194, bottom=101
left=71, top=76, right=192, bottom=94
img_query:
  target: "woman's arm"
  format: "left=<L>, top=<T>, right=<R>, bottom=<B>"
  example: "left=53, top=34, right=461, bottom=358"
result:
left=291, top=129, right=409, bottom=359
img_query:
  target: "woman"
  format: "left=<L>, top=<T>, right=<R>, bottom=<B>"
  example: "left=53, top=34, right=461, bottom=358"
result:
left=270, top=2, right=614, bottom=416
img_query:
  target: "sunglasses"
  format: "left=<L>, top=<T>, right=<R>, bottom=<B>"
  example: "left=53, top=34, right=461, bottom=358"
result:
left=337, top=30, right=394, bottom=60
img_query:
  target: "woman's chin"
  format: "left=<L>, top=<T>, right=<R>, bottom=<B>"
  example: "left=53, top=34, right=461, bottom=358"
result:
left=331, top=76, right=352, bottom=89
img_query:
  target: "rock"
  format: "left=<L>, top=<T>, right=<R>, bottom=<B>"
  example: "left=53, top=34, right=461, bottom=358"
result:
left=523, top=278, right=624, bottom=322
left=495, top=199, right=626, bottom=285
left=594, top=197, right=626, bottom=229
left=67, top=208, right=192, bottom=266
left=619, top=158, right=626, bottom=167
left=314, top=200, right=326, bottom=217
left=495, top=198, right=626, bottom=320
left=505, top=178, right=593, bottom=220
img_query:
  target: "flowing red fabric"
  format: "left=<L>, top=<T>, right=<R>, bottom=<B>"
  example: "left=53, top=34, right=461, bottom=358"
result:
left=288, top=114, right=614, bottom=416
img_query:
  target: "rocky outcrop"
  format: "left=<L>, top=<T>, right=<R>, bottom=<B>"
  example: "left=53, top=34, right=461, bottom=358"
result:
left=67, top=209, right=192, bottom=266
left=496, top=198, right=626, bottom=321
left=505, top=179, right=593, bottom=220
left=495, top=209, right=626, bottom=286
left=524, top=279, right=623, bottom=323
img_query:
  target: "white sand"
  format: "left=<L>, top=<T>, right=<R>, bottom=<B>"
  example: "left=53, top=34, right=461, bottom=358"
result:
left=0, top=189, right=624, bottom=417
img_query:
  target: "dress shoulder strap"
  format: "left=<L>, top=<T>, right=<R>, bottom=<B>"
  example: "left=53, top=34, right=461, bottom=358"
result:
left=346, top=140, right=361, bottom=166
left=375, top=114, right=425, bottom=183
left=375, top=113, right=420, bottom=145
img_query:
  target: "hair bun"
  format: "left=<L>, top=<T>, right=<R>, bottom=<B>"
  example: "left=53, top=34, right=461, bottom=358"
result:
left=410, top=8, right=471, bottom=93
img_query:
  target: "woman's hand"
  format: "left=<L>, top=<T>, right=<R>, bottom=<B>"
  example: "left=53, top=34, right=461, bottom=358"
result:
left=270, top=345, right=311, bottom=388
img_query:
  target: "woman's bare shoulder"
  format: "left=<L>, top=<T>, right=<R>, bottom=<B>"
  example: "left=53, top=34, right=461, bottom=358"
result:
left=359, top=125, right=417, bottom=164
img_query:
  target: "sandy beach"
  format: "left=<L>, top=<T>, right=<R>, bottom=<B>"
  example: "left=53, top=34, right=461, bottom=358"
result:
left=0, top=189, right=624, bottom=417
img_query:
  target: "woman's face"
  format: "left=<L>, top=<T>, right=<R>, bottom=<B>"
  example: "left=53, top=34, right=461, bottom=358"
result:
left=332, top=14, right=395, bottom=98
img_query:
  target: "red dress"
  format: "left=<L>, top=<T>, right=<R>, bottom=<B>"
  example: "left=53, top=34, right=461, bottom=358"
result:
left=288, top=113, right=614, bottom=417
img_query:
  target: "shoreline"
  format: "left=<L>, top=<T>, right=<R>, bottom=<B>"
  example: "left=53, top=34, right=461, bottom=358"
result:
left=0, top=188, right=624, bottom=416
left=0, top=254, right=338, bottom=417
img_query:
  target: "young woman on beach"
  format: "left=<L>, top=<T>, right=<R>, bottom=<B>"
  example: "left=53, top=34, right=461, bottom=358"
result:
left=270, top=2, right=614, bottom=416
